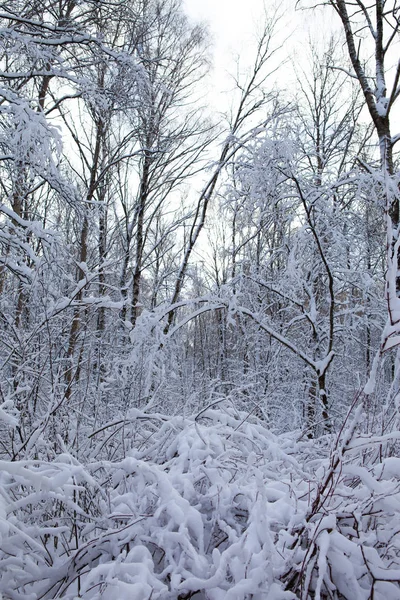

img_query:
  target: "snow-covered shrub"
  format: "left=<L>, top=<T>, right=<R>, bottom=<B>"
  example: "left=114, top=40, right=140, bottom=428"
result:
left=1, top=405, right=400, bottom=599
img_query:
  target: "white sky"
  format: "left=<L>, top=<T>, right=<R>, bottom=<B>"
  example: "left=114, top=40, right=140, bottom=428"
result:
left=183, top=0, right=335, bottom=50
left=182, top=0, right=338, bottom=108
left=183, top=0, right=268, bottom=51
left=183, top=0, right=287, bottom=110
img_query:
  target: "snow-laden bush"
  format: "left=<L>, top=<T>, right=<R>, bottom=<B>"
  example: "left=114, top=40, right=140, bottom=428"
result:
left=1, top=405, right=400, bottom=599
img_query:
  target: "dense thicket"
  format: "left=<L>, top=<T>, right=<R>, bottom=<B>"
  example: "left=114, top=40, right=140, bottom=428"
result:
left=0, top=0, right=400, bottom=598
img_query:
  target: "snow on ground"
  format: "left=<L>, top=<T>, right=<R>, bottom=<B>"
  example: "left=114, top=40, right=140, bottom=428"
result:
left=1, top=405, right=400, bottom=599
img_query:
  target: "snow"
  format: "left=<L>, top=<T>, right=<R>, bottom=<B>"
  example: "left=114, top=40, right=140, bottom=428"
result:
left=314, top=351, right=335, bottom=375
left=1, top=408, right=400, bottom=599
left=1, top=0, right=400, bottom=598
left=375, top=97, right=388, bottom=117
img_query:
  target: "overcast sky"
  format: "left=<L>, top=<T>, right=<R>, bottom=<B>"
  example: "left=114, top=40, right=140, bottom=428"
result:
left=183, top=0, right=267, bottom=50
left=182, top=1, right=333, bottom=50
left=182, top=0, right=293, bottom=109
left=182, top=1, right=336, bottom=106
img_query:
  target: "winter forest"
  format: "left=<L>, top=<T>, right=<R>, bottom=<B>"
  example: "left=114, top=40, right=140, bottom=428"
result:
left=2, top=0, right=400, bottom=598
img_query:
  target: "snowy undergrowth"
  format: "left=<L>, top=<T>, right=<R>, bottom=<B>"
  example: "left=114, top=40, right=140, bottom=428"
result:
left=1, top=406, right=400, bottom=599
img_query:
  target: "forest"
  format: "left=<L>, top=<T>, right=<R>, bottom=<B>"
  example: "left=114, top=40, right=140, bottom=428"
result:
left=0, top=0, right=400, bottom=598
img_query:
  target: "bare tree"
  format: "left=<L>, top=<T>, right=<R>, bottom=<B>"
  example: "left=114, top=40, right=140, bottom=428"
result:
left=165, top=13, right=287, bottom=330
left=323, top=0, right=400, bottom=354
